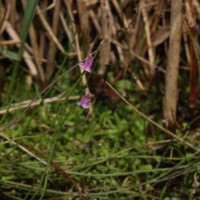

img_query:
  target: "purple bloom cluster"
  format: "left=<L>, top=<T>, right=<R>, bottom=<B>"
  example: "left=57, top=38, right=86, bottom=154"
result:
left=78, top=54, right=93, bottom=109
left=77, top=94, right=91, bottom=109
left=79, top=53, right=93, bottom=73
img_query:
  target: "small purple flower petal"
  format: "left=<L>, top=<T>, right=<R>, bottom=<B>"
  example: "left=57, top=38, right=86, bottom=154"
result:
left=77, top=95, right=91, bottom=109
left=79, top=54, right=93, bottom=73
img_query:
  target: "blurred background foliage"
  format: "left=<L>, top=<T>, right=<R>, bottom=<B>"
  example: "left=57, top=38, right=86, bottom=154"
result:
left=0, top=0, right=200, bottom=199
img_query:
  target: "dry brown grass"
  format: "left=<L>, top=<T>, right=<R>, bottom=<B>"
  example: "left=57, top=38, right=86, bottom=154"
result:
left=0, top=0, right=200, bottom=126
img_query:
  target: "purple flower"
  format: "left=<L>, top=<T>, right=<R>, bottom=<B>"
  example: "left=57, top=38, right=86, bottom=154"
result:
left=77, top=95, right=91, bottom=109
left=79, top=54, right=93, bottom=73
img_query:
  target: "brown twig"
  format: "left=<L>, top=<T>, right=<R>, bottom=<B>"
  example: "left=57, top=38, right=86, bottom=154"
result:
left=37, top=6, right=65, bottom=54
left=5, top=21, right=38, bottom=76
left=29, top=24, right=45, bottom=82
left=163, top=0, right=182, bottom=127
left=0, top=95, right=79, bottom=115
left=45, top=0, right=60, bottom=81
left=185, top=0, right=199, bottom=107
left=98, top=0, right=111, bottom=75
left=0, top=131, right=84, bottom=199
left=24, top=144, right=84, bottom=199
left=140, top=0, right=155, bottom=78
left=105, top=81, right=199, bottom=152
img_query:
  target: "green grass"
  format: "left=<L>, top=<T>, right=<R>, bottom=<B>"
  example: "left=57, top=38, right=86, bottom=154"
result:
left=1, top=66, right=200, bottom=199
left=0, top=1, right=200, bottom=199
